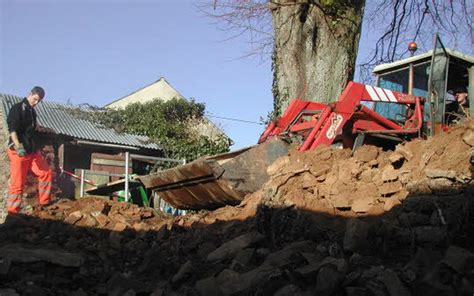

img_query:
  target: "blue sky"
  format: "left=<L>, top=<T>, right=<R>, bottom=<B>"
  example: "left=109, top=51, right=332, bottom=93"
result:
left=1, top=0, right=277, bottom=149
left=1, top=0, right=470, bottom=149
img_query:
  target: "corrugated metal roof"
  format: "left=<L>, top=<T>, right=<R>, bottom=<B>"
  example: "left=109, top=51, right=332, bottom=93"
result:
left=0, top=93, right=161, bottom=151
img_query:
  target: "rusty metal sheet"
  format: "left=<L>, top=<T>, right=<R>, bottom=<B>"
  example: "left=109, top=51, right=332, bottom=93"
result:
left=139, top=160, right=224, bottom=189
left=139, top=138, right=290, bottom=210
left=157, top=179, right=243, bottom=210
left=219, top=138, right=290, bottom=193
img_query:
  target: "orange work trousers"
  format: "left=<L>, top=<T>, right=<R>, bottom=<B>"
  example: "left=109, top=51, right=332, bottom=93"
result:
left=7, top=149, right=53, bottom=214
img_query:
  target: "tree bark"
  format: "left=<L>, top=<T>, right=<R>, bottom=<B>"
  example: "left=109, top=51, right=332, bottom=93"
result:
left=271, top=0, right=365, bottom=115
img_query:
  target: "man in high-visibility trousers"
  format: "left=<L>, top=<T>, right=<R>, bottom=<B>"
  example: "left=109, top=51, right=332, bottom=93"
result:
left=6, top=86, right=53, bottom=214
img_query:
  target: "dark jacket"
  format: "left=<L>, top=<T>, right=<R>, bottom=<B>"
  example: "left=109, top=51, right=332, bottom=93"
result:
left=7, top=98, right=38, bottom=154
left=445, top=98, right=470, bottom=124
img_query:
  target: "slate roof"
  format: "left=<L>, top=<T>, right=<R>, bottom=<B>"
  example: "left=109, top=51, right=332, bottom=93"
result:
left=0, top=93, right=161, bottom=151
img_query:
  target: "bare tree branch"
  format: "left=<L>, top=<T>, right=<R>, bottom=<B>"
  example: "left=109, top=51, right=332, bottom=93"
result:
left=358, top=0, right=473, bottom=83
left=201, top=1, right=473, bottom=84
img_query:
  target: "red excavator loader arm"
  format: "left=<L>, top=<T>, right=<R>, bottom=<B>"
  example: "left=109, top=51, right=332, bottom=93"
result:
left=259, top=81, right=424, bottom=150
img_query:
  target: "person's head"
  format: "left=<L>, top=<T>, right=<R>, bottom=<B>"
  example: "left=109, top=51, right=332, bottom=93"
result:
left=453, top=86, right=468, bottom=105
left=26, top=86, right=45, bottom=107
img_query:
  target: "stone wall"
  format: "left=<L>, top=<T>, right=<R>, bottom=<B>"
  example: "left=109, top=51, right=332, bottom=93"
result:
left=0, top=107, right=11, bottom=222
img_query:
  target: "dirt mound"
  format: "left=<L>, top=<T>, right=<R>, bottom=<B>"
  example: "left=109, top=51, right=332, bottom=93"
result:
left=31, top=197, right=169, bottom=231
left=0, top=120, right=473, bottom=295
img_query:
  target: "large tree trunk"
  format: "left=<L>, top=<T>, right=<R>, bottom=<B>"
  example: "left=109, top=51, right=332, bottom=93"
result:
left=271, top=0, right=365, bottom=115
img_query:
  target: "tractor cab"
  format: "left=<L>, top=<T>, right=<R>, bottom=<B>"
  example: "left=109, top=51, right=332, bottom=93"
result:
left=372, top=35, right=473, bottom=136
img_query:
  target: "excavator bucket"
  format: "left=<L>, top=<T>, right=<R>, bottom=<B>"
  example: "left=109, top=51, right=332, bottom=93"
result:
left=139, top=138, right=290, bottom=210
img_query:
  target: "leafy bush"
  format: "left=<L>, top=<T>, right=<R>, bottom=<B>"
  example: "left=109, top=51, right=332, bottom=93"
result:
left=69, top=98, right=231, bottom=162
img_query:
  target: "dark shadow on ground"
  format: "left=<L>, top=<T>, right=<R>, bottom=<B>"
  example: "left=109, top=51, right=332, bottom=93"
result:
left=0, top=184, right=473, bottom=296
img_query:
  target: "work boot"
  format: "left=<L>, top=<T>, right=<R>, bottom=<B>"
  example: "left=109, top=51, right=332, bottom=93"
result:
left=20, top=204, right=34, bottom=215
left=37, top=198, right=59, bottom=211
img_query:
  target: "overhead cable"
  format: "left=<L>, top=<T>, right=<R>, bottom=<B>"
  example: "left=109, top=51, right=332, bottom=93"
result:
left=206, top=113, right=264, bottom=125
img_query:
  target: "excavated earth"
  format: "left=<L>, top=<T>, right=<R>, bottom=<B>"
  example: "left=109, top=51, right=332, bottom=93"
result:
left=0, top=120, right=473, bottom=295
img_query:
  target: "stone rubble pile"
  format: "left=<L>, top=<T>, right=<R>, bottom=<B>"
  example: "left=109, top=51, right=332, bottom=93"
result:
left=261, top=118, right=473, bottom=216
left=0, top=120, right=473, bottom=295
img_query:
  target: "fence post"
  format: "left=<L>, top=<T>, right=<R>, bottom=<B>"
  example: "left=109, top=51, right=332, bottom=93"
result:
left=124, top=151, right=130, bottom=202
left=80, top=169, right=85, bottom=198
